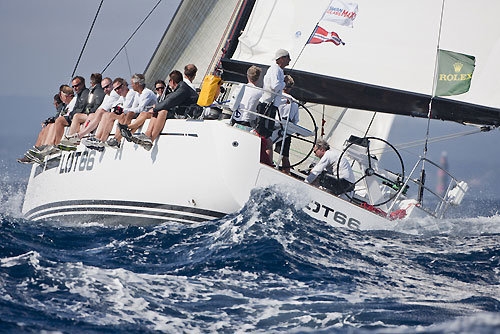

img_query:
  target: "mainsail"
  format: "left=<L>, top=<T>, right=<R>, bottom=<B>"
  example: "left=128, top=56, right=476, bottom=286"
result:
left=145, top=0, right=500, bottom=165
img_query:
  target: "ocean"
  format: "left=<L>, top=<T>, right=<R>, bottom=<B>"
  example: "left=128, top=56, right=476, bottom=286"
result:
left=1, top=180, right=499, bottom=333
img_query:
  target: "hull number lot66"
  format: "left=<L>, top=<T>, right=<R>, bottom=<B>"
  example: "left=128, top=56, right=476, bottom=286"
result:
left=305, top=201, right=361, bottom=230
left=59, top=150, right=97, bottom=174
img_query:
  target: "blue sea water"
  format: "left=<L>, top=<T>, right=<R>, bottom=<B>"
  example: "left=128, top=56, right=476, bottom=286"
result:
left=0, top=180, right=499, bottom=333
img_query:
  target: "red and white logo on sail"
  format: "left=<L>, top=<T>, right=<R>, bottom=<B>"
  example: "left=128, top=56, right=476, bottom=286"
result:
left=307, top=25, right=345, bottom=46
left=321, top=0, right=358, bottom=28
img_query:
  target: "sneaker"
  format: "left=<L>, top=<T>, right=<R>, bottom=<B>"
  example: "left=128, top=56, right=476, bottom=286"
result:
left=139, top=141, right=153, bottom=151
left=137, top=135, right=153, bottom=151
left=82, top=136, right=103, bottom=149
left=118, top=123, right=133, bottom=142
left=86, top=144, right=105, bottom=152
left=60, top=133, right=80, bottom=146
left=57, top=143, right=77, bottom=151
left=105, top=138, right=121, bottom=149
left=38, top=145, right=60, bottom=157
left=26, top=148, right=44, bottom=159
left=17, top=156, right=34, bottom=164
left=25, top=151, right=44, bottom=165
left=132, top=133, right=150, bottom=144
left=31, top=145, right=48, bottom=153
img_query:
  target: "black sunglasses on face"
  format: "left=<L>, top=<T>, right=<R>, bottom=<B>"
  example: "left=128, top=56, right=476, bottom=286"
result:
left=155, top=86, right=165, bottom=91
left=114, top=84, right=123, bottom=91
left=72, top=82, right=81, bottom=88
left=102, top=83, right=111, bottom=90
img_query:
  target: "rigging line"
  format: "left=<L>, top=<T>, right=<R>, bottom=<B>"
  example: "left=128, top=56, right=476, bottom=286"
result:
left=101, top=0, right=163, bottom=74
left=418, top=0, right=446, bottom=203
left=362, top=112, right=377, bottom=137
left=423, top=0, right=447, bottom=158
left=124, top=46, right=133, bottom=78
left=370, top=127, right=483, bottom=156
left=71, top=0, right=104, bottom=78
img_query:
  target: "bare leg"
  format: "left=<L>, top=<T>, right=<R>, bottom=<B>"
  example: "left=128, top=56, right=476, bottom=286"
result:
left=128, top=112, right=151, bottom=133
left=96, top=112, right=121, bottom=142
left=79, top=109, right=106, bottom=138
left=147, top=110, right=167, bottom=141
left=35, top=125, right=50, bottom=147
left=68, top=113, right=88, bottom=135
left=282, top=157, right=291, bottom=174
left=265, top=138, right=273, bottom=165
left=45, top=116, right=69, bottom=145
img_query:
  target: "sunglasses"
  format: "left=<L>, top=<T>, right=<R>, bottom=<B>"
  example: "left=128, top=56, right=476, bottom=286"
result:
left=114, top=84, right=123, bottom=91
left=155, top=86, right=165, bottom=91
left=102, top=83, right=111, bottom=90
left=72, top=82, right=81, bottom=88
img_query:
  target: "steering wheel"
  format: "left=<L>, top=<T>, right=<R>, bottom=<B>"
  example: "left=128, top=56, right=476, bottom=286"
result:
left=275, top=102, right=318, bottom=169
left=336, top=136, right=405, bottom=206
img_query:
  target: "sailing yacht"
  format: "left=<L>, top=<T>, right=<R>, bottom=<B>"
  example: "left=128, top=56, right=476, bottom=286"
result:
left=21, top=0, right=500, bottom=229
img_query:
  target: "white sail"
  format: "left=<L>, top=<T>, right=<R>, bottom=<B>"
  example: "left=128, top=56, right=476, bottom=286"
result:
left=144, top=0, right=246, bottom=88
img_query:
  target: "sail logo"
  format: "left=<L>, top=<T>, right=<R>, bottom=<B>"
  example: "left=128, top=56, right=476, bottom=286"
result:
left=325, top=7, right=357, bottom=20
left=321, top=0, right=358, bottom=28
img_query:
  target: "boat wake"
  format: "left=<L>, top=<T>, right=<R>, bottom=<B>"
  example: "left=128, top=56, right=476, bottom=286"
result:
left=0, top=185, right=499, bottom=333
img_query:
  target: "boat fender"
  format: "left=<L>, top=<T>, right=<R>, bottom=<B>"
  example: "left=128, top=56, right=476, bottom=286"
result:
left=198, top=75, right=222, bottom=107
left=447, top=181, right=469, bottom=205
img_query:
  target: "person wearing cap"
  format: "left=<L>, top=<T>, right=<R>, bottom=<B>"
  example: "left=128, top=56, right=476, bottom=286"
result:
left=255, top=48, right=291, bottom=165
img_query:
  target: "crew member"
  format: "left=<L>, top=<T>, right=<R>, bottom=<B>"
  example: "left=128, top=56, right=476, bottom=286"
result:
left=306, top=139, right=355, bottom=195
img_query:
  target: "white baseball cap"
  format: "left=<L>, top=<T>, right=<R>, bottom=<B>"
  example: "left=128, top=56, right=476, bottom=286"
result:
left=275, top=49, right=290, bottom=60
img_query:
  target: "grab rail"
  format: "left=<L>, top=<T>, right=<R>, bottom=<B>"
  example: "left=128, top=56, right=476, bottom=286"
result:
left=387, top=157, right=468, bottom=218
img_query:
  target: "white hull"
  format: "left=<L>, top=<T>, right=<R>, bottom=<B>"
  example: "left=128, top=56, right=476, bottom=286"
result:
left=22, top=120, right=392, bottom=230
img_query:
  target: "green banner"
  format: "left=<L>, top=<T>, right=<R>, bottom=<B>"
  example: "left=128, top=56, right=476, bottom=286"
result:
left=434, top=49, right=475, bottom=97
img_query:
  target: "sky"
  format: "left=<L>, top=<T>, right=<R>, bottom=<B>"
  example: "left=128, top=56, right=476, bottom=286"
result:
left=0, top=0, right=499, bottom=202
left=0, top=0, right=181, bottom=180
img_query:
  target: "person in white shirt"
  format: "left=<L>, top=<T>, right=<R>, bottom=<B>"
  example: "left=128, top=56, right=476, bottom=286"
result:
left=256, top=49, right=291, bottom=165
left=115, top=73, right=158, bottom=142
left=274, top=75, right=299, bottom=174
left=90, top=78, right=139, bottom=148
left=229, top=65, right=262, bottom=128
left=305, top=139, right=355, bottom=195
left=183, top=64, right=197, bottom=90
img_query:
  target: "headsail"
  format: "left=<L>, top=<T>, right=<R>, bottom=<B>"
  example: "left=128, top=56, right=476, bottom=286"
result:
left=144, top=0, right=252, bottom=87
